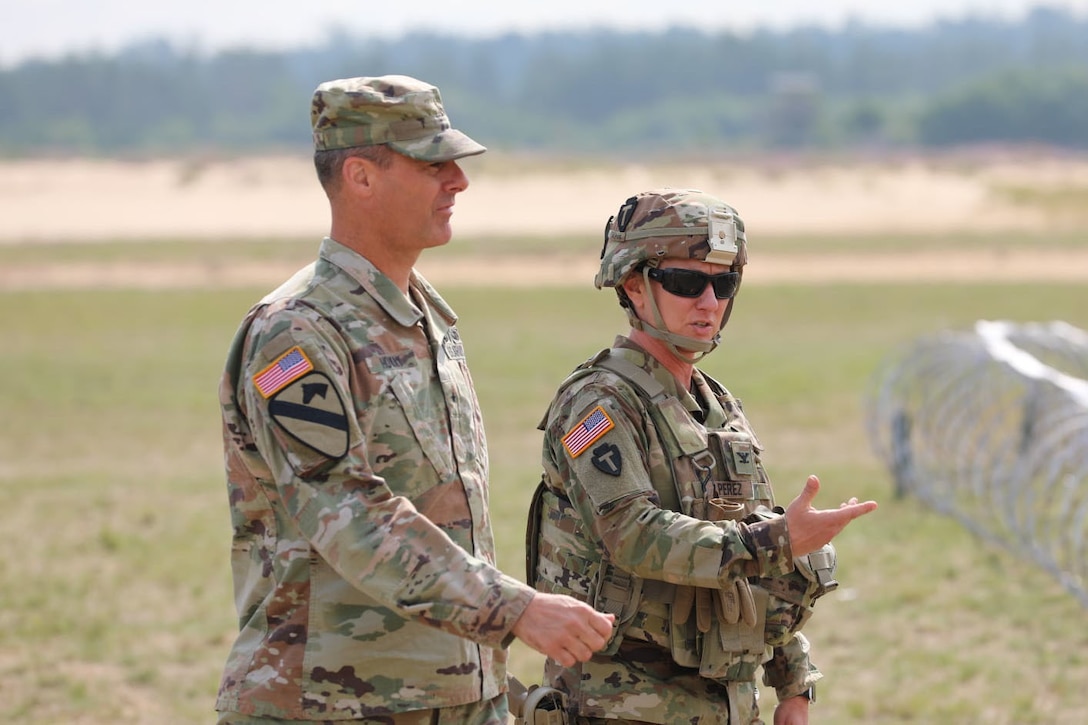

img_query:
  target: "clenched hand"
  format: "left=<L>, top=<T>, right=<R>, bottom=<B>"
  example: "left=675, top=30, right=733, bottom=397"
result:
left=512, top=592, right=615, bottom=667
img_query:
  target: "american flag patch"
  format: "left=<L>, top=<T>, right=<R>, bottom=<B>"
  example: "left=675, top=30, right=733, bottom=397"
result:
left=253, top=346, right=313, bottom=398
left=562, top=405, right=615, bottom=459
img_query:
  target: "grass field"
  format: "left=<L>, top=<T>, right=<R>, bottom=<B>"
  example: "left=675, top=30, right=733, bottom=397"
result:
left=3, top=235, right=1088, bottom=723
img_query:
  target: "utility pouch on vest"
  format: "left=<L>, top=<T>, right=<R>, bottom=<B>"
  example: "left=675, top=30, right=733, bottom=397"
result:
left=705, top=498, right=758, bottom=627
left=698, top=584, right=769, bottom=681
left=700, top=476, right=770, bottom=674
left=668, top=601, right=702, bottom=669
left=668, top=561, right=767, bottom=675
left=801, top=545, right=840, bottom=596
left=671, top=453, right=755, bottom=635
left=669, top=431, right=770, bottom=670
left=593, top=561, right=643, bottom=655
left=704, top=430, right=774, bottom=506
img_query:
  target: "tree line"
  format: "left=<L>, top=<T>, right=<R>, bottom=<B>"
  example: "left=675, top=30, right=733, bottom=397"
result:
left=2, top=5, right=1088, bottom=157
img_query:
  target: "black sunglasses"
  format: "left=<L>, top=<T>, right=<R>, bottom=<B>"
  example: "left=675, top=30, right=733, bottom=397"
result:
left=645, top=267, right=740, bottom=299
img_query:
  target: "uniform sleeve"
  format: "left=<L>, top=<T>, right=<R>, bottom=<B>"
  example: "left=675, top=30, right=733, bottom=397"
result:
left=761, top=632, right=823, bottom=701
left=544, top=378, right=792, bottom=590
left=239, top=304, right=533, bottom=648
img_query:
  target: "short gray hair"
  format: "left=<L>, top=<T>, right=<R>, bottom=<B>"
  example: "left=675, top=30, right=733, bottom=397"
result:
left=313, top=144, right=394, bottom=192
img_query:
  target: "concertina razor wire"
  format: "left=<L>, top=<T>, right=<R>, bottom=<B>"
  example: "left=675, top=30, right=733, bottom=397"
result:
left=865, top=320, right=1088, bottom=607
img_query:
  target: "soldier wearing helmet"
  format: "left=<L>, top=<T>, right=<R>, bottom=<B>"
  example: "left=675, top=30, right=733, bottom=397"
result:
left=596, top=187, right=748, bottom=363
left=524, top=188, right=877, bottom=724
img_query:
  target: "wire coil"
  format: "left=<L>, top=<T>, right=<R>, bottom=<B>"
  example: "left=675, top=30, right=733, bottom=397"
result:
left=865, top=321, right=1088, bottom=606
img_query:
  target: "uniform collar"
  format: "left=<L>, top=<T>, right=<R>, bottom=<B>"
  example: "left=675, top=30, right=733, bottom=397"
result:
left=318, top=237, right=458, bottom=328
left=615, top=335, right=721, bottom=425
left=613, top=335, right=684, bottom=397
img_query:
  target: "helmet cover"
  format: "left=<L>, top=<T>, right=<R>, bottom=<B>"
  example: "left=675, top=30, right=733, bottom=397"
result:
left=595, top=188, right=748, bottom=290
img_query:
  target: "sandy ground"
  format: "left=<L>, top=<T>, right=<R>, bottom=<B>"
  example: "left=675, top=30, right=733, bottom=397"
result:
left=4, top=154, right=1087, bottom=241
left=2, top=154, right=1087, bottom=288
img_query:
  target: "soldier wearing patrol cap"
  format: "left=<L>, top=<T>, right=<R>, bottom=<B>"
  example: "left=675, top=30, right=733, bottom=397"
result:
left=525, top=188, right=877, bottom=723
left=215, top=75, right=614, bottom=724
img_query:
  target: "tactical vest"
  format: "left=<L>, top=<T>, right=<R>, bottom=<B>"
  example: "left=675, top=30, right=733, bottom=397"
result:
left=529, top=348, right=786, bottom=683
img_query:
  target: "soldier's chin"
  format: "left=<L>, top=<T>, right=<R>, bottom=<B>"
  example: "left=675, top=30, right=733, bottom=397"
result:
left=686, top=330, right=716, bottom=343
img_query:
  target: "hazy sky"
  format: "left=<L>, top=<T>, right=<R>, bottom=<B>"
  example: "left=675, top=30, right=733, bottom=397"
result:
left=3, top=0, right=1087, bottom=67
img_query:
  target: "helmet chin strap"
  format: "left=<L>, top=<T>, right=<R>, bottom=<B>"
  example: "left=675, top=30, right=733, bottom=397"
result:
left=629, top=266, right=721, bottom=365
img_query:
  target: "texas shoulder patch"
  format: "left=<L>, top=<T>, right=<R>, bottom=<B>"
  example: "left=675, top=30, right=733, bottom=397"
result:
left=268, top=372, right=350, bottom=459
left=253, top=346, right=313, bottom=398
left=562, top=405, right=615, bottom=459
left=590, top=442, right=622, bottom=476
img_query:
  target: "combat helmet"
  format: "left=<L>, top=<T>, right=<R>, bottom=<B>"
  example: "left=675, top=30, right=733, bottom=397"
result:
left=596, top=188, right=748, bottom=362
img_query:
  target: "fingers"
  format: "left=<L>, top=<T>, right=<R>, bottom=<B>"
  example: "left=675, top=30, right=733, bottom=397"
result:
left=821, top=501, right=877, bottom=531
left=553, top=638, right=595, bottom=668
left=576, top=613, right=613, bottom=652
left=784, top=475, right=820, bottom=522
left=840, top=499, right=879, bottom=520
left=801, top=474, right=820, bottom=504
left=572, top=607, right=612, bottom=660
left=550, top=616, right=608, bottom=666
left=785, top=476, right=879, bottom=556
left=552, top=648, right=577, bottom=668
left=589, top=610, right=616, bottom=638
left=569, top=599, right=613, bottom=643
left=791, top=475, right=876, bottom=521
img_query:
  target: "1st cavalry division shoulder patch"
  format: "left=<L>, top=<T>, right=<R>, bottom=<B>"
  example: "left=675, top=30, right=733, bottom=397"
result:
left=253, top=346, right=313, bottom=398
left=562, top=405, right=615, bottom=459
left=268, top=372, right=349, bottom=459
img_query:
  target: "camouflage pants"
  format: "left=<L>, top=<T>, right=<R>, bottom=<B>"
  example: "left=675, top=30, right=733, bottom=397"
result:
left=216, top=693, right=508, bottom=725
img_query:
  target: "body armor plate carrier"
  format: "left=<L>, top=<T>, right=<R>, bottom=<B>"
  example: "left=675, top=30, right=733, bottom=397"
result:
left=526, top=348, right=837, bottom=684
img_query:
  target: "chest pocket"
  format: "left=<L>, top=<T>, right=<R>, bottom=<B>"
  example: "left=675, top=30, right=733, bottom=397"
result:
left=705, top=430, right=773, bottom=509
left=387, top=370, right=456, bottom=483
left=654, top=396, right=712, bottom=514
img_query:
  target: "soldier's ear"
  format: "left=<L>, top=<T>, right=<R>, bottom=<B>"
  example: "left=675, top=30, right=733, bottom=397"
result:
left=342, top=155, right=376, bottom=195
left=621, top=273, right=646, bottom=307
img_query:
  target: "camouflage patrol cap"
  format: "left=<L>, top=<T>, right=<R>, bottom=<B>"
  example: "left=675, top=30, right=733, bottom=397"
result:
left=310, top=75, right=486, bottom=161
left=595, top=188, right=748, bottom=289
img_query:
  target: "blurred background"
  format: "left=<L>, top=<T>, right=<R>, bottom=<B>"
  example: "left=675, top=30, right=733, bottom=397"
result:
left=2, top=1, right=1087, bottom=723
left=4, top=0, right=1088, bottom=156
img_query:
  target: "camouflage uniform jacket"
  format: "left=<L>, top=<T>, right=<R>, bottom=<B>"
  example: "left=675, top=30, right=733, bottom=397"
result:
left=216, top=237, right=534, bottom=720
left=534, top=336, right=820, bottom=723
